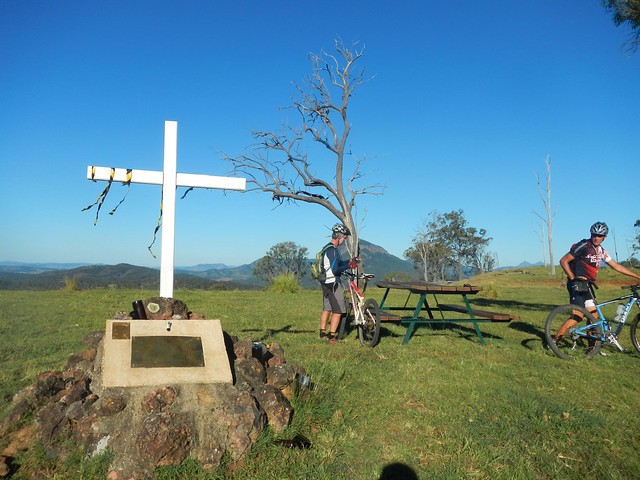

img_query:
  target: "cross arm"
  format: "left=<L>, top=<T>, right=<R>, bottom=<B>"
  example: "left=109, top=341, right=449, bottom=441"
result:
left=87, top=166, right=246, bottom=191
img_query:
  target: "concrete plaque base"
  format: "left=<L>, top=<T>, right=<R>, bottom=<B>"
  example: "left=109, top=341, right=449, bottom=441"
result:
left=102, top=319, right=232, bottom=387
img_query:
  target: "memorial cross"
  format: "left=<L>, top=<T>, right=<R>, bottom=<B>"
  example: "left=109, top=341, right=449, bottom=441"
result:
left=86, top=120, right=246, bottom=298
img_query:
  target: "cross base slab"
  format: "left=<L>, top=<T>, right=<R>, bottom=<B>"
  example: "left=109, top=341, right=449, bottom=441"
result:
left=102, top=319, right=233, bottom=387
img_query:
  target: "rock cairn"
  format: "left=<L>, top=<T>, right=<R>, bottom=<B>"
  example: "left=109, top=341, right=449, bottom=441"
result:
left=0, top=299, right=307, bottom=479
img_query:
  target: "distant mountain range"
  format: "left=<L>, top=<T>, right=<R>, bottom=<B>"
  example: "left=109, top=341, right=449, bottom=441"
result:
left=0, top=240, right=416, bottom=290
left=495, top=261, right=544, bottom=271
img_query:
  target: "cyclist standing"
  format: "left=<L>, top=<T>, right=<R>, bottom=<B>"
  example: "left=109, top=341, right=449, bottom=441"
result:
left=318, top=224, right=359, bottom=343
left=552, top=222, right=640, bottom=343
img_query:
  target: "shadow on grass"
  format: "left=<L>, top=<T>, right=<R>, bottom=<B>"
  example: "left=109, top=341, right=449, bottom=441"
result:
left=508, top=320, right=547, bottom=350
left=472, top=298, right=558, bottom=312
left=379, top=462, right=418, bottom=480
left=470, top=298, right=566, bottom=351
left=378, top=322, right=505, bottom=343
left=240, top=324, right=314, bottom=342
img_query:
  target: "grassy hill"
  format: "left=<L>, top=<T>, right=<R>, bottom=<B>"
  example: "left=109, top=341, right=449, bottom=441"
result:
left=1, top=265, right=640, bottom=478
left=0, top=263, right=252, bottom=291
left=0, top=239, right=417, bottom=290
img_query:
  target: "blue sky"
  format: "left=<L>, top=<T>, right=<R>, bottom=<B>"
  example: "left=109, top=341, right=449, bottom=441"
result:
left=1, top=0, right=638, bottom=270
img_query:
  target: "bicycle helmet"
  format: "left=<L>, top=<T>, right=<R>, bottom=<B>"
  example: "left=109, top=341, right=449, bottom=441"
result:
left=590, top=222, right=609, bottom=236
left=332, top=223, right=351, bottom=236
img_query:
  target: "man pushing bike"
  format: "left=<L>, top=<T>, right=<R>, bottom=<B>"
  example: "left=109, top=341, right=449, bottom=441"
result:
left=317, top=224, right=360, bottom=343
left=550, top=221, right=640, bottom=346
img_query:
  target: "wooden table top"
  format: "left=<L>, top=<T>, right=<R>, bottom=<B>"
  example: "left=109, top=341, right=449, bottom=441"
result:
left=376, top=280, right=482, bottom=294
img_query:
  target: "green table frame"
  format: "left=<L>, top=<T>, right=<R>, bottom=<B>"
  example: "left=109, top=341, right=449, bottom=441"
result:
left=377, top=281, right=492, bottom=345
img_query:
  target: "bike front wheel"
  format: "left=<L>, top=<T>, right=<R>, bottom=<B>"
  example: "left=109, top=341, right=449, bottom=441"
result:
left=544, top=304, right=602, bottom=360
left=628, top=313, right=640, bottom=356
left=358, top=298, right=381, bottom=347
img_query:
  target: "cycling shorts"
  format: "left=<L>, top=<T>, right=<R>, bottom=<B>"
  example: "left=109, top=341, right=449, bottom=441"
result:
left=321, top=281, right=347, bottom=314
left=567, top=279, right=595, bottom=309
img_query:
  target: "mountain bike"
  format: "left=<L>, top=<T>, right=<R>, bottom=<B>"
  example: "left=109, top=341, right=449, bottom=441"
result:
left=545, top=284, right=640, bottom=360
left=337, top=271, right=381, bottom=347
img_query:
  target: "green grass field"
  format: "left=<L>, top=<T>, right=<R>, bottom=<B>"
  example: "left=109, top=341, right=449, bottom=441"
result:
left=1, top=266, right=640, bottom=479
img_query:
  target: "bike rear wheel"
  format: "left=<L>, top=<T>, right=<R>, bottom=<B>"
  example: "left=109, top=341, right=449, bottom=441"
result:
left=629, top=313, right=640, bottom=355
left=545, top=304, right=602, bottom=360
left=358, top=298, right=381, bottom=347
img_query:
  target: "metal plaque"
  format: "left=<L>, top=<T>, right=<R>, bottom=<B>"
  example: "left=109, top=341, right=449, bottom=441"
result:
left=130, top=336, right=205, bottom=368
left=112, top=322, right=131, bottom=340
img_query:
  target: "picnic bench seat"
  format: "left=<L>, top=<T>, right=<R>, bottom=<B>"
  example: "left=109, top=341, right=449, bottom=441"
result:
left=375, top=280, right=517, bottom=344
left=379, top=312, right=403, bottom=322
left=437, top=304, right=517, bottom=322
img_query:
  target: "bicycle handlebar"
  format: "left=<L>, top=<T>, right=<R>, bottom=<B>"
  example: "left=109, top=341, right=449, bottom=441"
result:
left=344, top=271, right=374, bottom=280
left=621, top=284, right=640, bottom=297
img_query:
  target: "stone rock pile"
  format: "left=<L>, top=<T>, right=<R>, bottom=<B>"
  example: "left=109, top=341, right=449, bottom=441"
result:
left=0, top=300, right=308, bottom=479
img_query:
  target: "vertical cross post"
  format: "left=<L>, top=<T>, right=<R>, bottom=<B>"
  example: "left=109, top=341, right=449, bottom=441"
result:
left=161, top=121, right=178, bottom=297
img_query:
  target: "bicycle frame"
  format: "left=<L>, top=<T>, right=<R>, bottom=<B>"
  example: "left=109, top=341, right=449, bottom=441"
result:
left=572, top=288, right=640, bottom=348
left=345, top=273, right=368, bottom=326
left=337, top=271, right=381, bottom=347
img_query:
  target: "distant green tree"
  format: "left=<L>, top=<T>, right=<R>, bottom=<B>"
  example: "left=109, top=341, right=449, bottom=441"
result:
left=253, top=242, right=308, bottom=284
left=404, top=212, right=452, bottom=282
left=383, top=272, right=412, bottom=282
left=405, top=210, right=493, bottom=281
left=633, top=219, right=640, bottom=255
left=602, top=0, right=640, bottom=51
left=437, top=210, right=492, bottom=280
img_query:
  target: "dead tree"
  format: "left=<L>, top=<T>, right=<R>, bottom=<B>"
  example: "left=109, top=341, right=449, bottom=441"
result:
left=224, top=39, right=384, bottom=257
left=534, top=155, right=556, bottom=275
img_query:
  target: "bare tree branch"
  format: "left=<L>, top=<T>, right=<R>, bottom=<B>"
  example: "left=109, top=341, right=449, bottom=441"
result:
left=224, top=38, right=384, bottom=255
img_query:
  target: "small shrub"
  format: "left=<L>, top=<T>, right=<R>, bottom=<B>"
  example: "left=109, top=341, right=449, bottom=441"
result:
left=483, top=284, right=498, bottom=299
left=63, top=275, right=79, bottom=291
left=269, top=273, right=300, bottom=293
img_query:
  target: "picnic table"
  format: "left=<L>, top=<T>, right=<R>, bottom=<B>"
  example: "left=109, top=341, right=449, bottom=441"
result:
left=376, top=280, right=517, bottom=345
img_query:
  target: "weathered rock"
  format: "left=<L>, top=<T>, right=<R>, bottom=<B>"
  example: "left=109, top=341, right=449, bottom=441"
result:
left=266, top=354, right=285, bottom=367
left=142, top=387, right=177, bottom=413
left=267, top=342, right=285, bottom=360
left=59, top=371, right=91, bottom=406
left=136, top=412, right=193, bottom=467
left=232, top=339, right=254, bottom=361
left=234, top=358, right=266, bottom=388
left=0, top=455, right=12, bottom=477
left=252, top=385, right=292, bottom=432
left=95, top=393, right=127, bottom=416
left=0, top=392, right=33, bottom=438
left=83, top=330, right=105, bottom=348
left=35, top=402, right=67, bottom=441
left=66, top=348, right=98, bottom=369
left=2, top=424, right=35, bottom=456
left=142, top=298, right=189, bottom=320
left=33, top=371, right=65, bottom=403
left=194, top=384, right=265, bottom=463
left=266, top=364, right=297, bottom=389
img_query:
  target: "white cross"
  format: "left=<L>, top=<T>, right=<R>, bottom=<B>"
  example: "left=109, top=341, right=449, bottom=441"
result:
left=86, top=120, right=246, bottom=298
